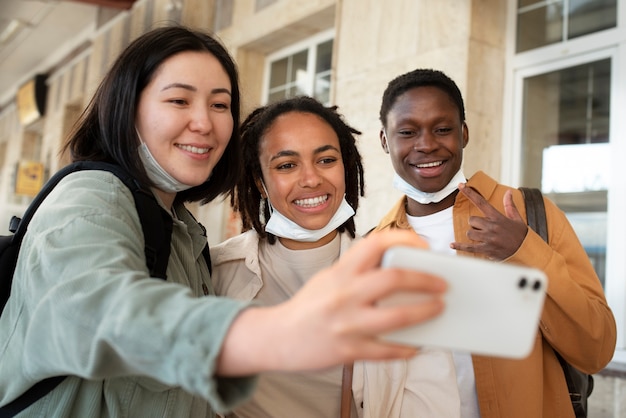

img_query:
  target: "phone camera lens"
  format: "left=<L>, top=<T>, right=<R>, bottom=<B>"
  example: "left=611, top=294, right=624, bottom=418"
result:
left=518, top=277, right=528, bottom=288
left=533, top=280, right=542, bottom=291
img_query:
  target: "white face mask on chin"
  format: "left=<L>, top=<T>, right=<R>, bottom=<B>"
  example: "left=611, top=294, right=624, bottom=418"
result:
left=137, top=138, right=194, bottom=193
left=393, top=169, right=466, bottom=204
left=264, top=198, right=355, bottom=242
left=261, top=181, right=355, bottom=242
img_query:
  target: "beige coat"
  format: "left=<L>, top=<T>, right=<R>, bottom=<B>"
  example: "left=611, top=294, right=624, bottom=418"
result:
left=212, top=231, right=462, bottom=418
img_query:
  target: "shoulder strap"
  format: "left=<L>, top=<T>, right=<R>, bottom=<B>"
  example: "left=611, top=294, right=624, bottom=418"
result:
left=340, top=362, right=354, bottom=418
left=0, top=163, right=109, bottom=314
left=10, top=161, right=172, bottom=278
left=518, top=187, right=548, bottom=242
left=518, top=186, right=593, bottom=418
left=0, top=376, right=65, bottom=418
left=202, top=244, right=212, bottom=276
left=0, top=162, right=172, bottom=417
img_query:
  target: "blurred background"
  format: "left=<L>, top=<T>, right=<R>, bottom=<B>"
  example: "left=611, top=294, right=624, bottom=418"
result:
left=0, top=1, right=624, bottom=415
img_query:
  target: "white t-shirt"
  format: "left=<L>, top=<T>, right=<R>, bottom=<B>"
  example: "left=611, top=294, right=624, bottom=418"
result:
left=232, top=234, right=356, bottom=418
left=407, top=207, right=482, bottom=418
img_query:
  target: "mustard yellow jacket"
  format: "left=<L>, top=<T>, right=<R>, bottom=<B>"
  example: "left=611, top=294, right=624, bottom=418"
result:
left=375, top=171, right=616, bottom=418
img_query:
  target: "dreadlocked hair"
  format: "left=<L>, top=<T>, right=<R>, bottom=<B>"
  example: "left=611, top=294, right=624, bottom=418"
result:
left=233, top=96, right=365, bottom=244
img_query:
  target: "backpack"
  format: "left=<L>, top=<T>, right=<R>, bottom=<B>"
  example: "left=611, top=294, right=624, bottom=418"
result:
left=519, top=187, right=594, bottom=418
left=0, top=161, right=211, bottom=417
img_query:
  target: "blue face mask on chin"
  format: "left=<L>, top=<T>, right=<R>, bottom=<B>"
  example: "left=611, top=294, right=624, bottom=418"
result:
left=136, top=130, right=194, bottom=193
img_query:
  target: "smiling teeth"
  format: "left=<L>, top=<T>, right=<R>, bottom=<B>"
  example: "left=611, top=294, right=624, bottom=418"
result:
left=178, top=144, right=210, bottom=154
left=416, top=161, right=443, bottom=168
left=294, top=195, right=328, bottom=207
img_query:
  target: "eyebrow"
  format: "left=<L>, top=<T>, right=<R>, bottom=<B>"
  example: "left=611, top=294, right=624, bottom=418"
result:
left=161, top=83, right=231, bottom=96
left=269, top=144, right=340, bottom=162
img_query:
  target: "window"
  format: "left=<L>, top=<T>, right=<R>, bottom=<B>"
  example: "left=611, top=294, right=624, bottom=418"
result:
left=264, top=31, right=334, bottom=105
left=519, top=59, right=610, bottom=285
left=516, top=0, right=617, bottom=52
left=507, top=0, right=626, bottom=361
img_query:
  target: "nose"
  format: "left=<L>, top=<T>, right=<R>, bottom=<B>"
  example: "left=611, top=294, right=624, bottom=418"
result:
left=412, top=131, right=439, bottom=153
left=299, top=164, right=323, bottom=188
left=189, top=105, right=213, bottom=134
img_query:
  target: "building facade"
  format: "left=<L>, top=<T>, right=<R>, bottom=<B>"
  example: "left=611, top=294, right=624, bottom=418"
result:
left=0, top=0, right=624, bottom=415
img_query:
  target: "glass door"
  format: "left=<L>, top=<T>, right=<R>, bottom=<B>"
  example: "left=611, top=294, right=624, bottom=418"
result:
left=519, top=58, right=610, bottom=285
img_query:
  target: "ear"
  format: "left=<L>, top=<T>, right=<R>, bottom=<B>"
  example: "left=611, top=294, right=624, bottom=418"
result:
left=254, top=177, right=267, bottom=198
left=380, top=129, right=390, bottom=154
left=462, top=122, right=469, bottom=148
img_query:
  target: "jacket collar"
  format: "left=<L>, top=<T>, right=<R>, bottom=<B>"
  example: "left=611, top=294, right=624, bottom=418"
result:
left=376, top=171, right=498, bottom=230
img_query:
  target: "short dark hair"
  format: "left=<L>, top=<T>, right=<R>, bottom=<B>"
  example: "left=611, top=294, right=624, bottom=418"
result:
left=63, top=25, right=242, bottom=204
left=234, top=96, right=365, bottom=244
left=379, top=68, right=465, bottom=128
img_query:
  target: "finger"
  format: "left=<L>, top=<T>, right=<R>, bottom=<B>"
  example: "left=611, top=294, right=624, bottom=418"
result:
left=467, top=215, right=490, bottom=232
left=337, top=230, right=429, bottom=275
left=465, top=221, right=497, bottom=241
left=450, top=241, right=484, bottom=255
left=314, top=336, right=420, bottom=365
left=503, top=190, right=524, bottom=222
left=458, top=183, right=504, bottom=219
left=343, top=339, right=420, bottom=363
left=305, top=340, right=421, bottom=369
left=350, top=266, right=448, bottom=307
left=362, top=295, right=445, bottom=335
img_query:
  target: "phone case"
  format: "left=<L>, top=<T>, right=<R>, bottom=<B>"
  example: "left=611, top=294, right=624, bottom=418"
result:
left=378, top=246, right=548, bottom=359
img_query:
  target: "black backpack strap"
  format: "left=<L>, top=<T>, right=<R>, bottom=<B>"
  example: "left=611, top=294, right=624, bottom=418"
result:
left=0, top=162, right=172, bottom=417
left=519, top=186, right=593, bottom=418
left=0, top=165, right=98, bottom=417
left=0, top=376, right=65, bottom=418
left=202, top=244, right=212, bottom=276
left=10, top=160, right=171, bottom=278
left=9, top=162, right=99, bottom=243
left=1, top=163, right=98, bottom=314
left=519, top=187, right=548, bottom=242
left=129, top=187, right=172, bottom=279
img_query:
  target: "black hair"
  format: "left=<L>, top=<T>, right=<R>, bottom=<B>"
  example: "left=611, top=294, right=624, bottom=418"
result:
left=63, top=25, right=241, bottom=204
left=379, top=68, right=465, bottom=128
left=234, top=96, right=364, bottom=244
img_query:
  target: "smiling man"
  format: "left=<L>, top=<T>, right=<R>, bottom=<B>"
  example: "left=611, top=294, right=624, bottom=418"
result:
left=373, top=68, right=616, bottom=418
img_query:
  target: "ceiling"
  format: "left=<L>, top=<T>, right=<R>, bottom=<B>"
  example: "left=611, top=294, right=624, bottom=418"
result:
left=0, top=0, right=136, bottom=108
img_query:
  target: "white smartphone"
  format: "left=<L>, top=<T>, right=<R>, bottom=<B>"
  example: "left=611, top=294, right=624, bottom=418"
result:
left=378, top=246, right=548, bottom=359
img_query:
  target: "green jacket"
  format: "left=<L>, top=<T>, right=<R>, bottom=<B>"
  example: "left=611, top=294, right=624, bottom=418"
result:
left=0, top=170, right=256, bottom=417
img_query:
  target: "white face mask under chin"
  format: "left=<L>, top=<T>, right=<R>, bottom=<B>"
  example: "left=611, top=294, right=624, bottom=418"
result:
left=264, top=196, right=355, bottom=242
left=393, top=170, right=466, bottom=204
left=137, top=142, right=194, bottom=193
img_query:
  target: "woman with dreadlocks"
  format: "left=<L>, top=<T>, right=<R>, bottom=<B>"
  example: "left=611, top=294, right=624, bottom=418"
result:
left=211, top=96, right=458, bottom=418
left=211, top=96, right=366, bottom=417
